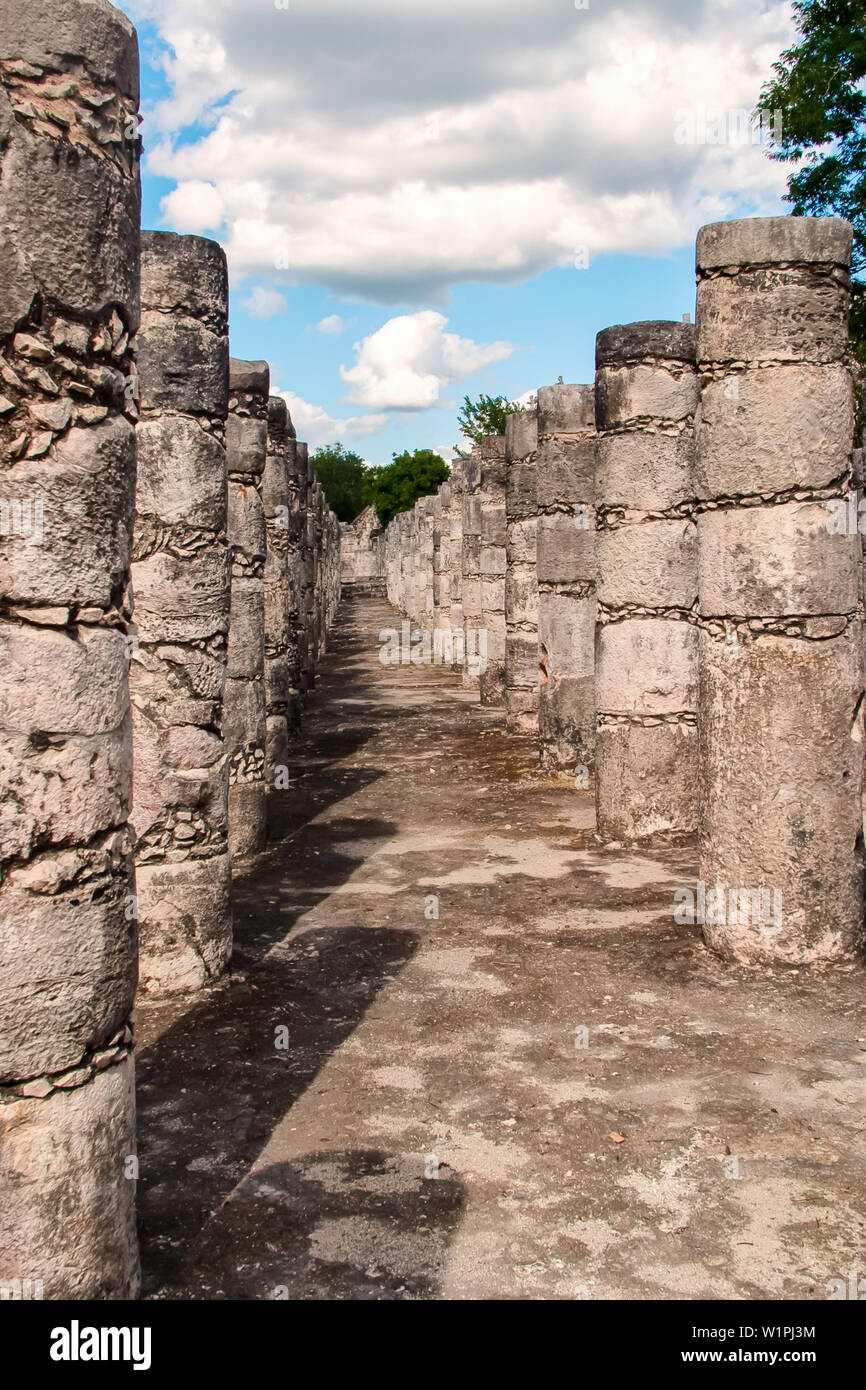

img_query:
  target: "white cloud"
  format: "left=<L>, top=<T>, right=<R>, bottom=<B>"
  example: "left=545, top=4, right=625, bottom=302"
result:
left=340, top=310, right=513, bottom=411
left=316, top=314, right=345, bottom=334
left=131, top=0, right=795, bottom=302
left=275, top=390, right=388, bottom=449
left=159, top=179, right=224, bottom=234
left=241, top=285, right=288, bottom=319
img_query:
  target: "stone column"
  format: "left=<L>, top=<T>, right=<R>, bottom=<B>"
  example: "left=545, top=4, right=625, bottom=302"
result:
left=299, top=445, right=315, bottom=695
left=0, top=0, right=140, bottom=1298
left=288, top=438, right=307, bottom=714
left=406, top=505, right=418, bottom=621
left=395, top=514, right=409, bottom=616
left=434, top=483, right=448, bottom=631
left=447, top=461, right=465, bottom=650
left=324, top=507, right=341, bottom=635
left=505, top=408, right=540, bottom=733
left=225, top=359, right=269, bottom=860
left=461, top=447, right=483, bottom=689
left=263, top=396, right=295, bottom=786
left=479, top=435, right=507, bottom=705
left=423, top=494, right=439, bottom=637
left=313, top=479, right=325, bottom=664
left=695, top=216, right=862, bottom=963
left=132, top=231, right=232, bottom=996
left=412, top=498, right=428, bottom=630
left=405, top=502, right=418, bottom=623
left=311, top=480, right=325, bottom=669
left=401, top=510, right=413, bottom=617
left=594, top=322, right=699, bottom=840
left=536, top=386, right=596, bottom=771
left=385, top=514, right=400, bottom=607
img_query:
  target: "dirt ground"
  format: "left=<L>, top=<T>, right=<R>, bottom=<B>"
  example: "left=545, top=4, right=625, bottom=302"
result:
left=135, top=591, right=866, bottom=1301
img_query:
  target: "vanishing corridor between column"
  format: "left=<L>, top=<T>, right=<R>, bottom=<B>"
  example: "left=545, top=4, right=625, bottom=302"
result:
left=0, top=0, right=864, bottom=1307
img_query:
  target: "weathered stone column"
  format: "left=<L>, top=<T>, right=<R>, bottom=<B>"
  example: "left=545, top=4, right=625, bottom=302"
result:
left=695, top=216, right=862, bottom=963
left=311, top=480, right=325, bottom=669
left=423, top=493, right=439, bottom=637
left=405, top=502, right=418, bottom=623
left=479, top=435, right=507, bottom=705
left=314, top=480, right=326, bottom=664
left=225, top=359, right=269, bottom=860
left=386, top=519, right=397, bottom=606
left=447, top=461, right=465, bottom=649
left=461, top=447, right=483, bottom=688
left=401, top=510, right=414, bottom=617
left=396, top=509, right=412, bottom=615
left=594, top=322, right=699, bottom=840
left=505, top=408, right=539, bottom=733
left=324, top=506, right=341, bottom=634
left=299, top=445, right=315, bottom=695
left=412, top=498, right=428, bottom=629
left=132, top=232, right=231, bottom=996
left=288, top=437, right=307, bottom=717
left=433, top=483, right=448, bottom=630
left=263, top=396, right=295, bottom=786
left=536, top=386, right=596, bottom=771
left=395, top=513, right=409, bottom=615
left=0, top=0, right=140, bottom=1298
left=385, top=513, right=401, bottom=607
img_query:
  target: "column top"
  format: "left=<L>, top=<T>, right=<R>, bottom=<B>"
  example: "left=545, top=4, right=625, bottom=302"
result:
left=268, top=394, right=296, bottom=439
left=506, top=407, right=538, bottom=457
left=696, top=216, right=851, bottom=272
left=230, top=358, right=270, bottom=396
left=141, top=230, right=228, bottom=320
left=596, top=322, right=696, bottom=368
left=537, top=382, right=595, bottom=432
left=0, top=0, right=139, bottom=100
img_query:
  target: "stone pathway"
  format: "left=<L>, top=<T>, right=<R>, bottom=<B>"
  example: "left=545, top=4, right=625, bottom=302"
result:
left=136, top=591, right=866, bottom=1300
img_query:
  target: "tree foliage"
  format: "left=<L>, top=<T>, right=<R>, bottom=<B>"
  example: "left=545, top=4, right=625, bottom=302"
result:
left=364, top=449, right=450, bottom=528
left=755, top=0, right=866, bottom=362
left=455, top=392, right=524, bottom=451
left=312, top=443, right=368, bottom=522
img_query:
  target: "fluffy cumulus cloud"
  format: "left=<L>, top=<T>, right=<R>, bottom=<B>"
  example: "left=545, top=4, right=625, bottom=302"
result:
left=316, top=314, right=345, bottom=334
left=276, top=390, right=389, bottom=449
left=241, top=285, right=288, bottom=319
left=340, top=311, right=513, bottom=411
left=128, top=0, right=794, bottom=304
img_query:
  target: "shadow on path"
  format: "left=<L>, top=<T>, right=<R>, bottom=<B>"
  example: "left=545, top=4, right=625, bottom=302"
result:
left=157, top=1150, right=467, bottom=1300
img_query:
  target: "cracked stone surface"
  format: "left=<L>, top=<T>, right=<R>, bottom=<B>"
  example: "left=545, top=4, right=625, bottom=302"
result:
left=135, top=593, right=866, bottom=1301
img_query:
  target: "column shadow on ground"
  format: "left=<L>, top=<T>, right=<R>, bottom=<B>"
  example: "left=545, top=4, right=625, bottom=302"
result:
left=136, top=814, right=415, bottom=1296
left=154, top=1149, right=467, bottom=1301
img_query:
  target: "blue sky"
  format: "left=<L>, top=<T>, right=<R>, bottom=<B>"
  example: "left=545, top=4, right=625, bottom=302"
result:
left=129, top=0, right=792, bottom=466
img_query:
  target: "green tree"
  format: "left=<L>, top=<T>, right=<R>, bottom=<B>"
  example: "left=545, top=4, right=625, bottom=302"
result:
left=312, top=443, right=368, bottom=522
left=364, top=448, right=450, bottom=528
left=755, top=0, right=866, bottom=364
left=455, top=392, right=524, bottom=452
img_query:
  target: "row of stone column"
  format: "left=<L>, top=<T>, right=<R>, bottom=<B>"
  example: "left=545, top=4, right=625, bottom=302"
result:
left=383, top=214, right=863, bottom=974
left=0, top=0, right=342, bottom=1300
left=133, top=239, right=340, bottom=995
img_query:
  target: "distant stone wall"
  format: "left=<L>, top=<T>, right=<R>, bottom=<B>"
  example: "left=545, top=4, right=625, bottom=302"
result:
left=341, top=503, right=385, bottom=594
